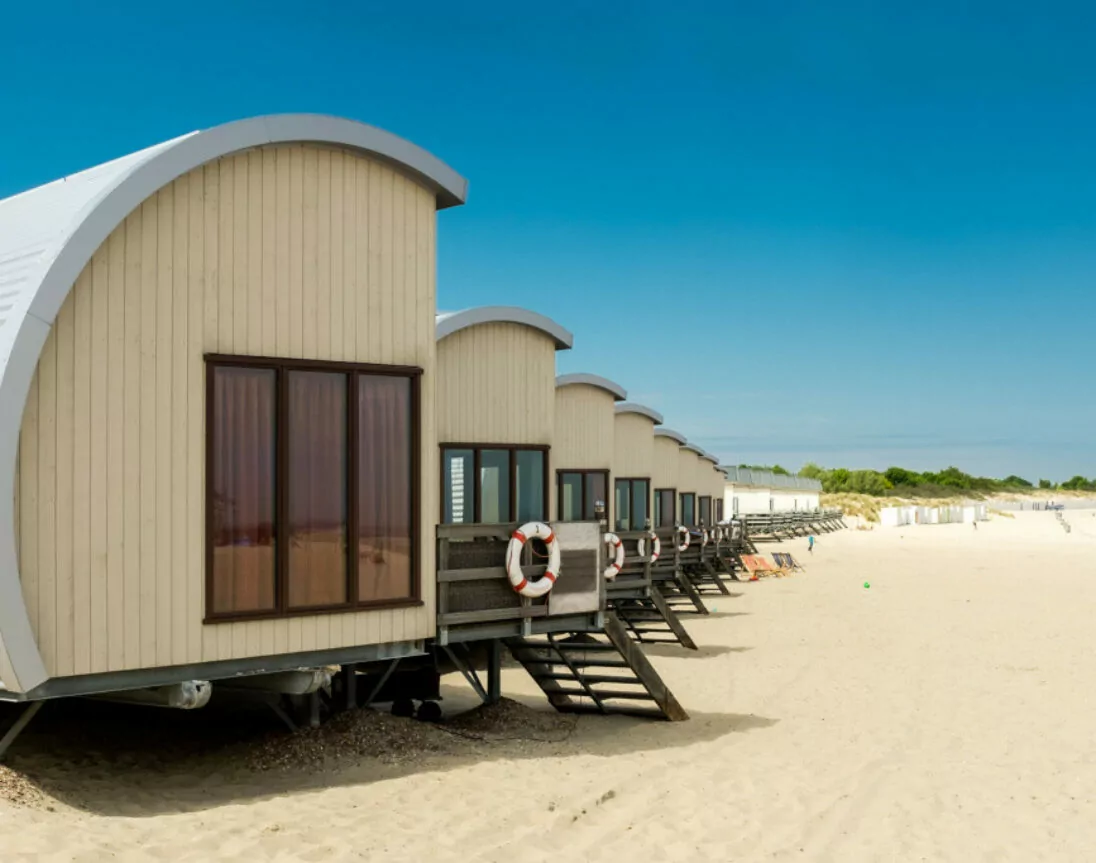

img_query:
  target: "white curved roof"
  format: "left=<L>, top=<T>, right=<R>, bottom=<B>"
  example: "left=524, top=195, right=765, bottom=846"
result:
left=555, top=373, right=626, bottom=401
left=682, top=443, right=706, bottom=457
left=699, top=450, right=721, bottom=465
left=436, top=307, right=573, bottom=350
left=614, top=402, right=664, bottom=424
left=0, top=114, right=466, bottom=693
left=653, top=427, right=687, bottom=445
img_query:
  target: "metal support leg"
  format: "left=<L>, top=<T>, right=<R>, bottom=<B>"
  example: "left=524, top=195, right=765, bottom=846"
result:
left=343, top=663, right=358, bottom=711
left=0, top=701, right=44, bottom=761
left=308, top=690, right=321, bottom=728
left=486, top=639, right=503, bottom=705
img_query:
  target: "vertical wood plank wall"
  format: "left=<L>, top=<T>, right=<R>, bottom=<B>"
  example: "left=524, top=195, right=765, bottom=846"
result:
left=612, top=413, right=655, bottom=479
left=551, top=384, right=614, bottom=518
left=15, top=144, right=439, bottom=679
left=652, top=437, right=681, bottom=491
left=678, top=450, right=699, bottom=496
left=435, top=323, right=556, bottom=445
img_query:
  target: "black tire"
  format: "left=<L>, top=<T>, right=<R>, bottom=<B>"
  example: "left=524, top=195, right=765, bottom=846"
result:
left=415, top=700, right=443, bottom=723
left=391, top=697, right=415, bottom=718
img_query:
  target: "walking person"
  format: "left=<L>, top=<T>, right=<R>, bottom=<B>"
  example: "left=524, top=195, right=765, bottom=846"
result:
left=808, top=535, right=815, bottom=554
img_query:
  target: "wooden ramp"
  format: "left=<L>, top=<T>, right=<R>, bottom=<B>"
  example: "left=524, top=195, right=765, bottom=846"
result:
left=611, top=591, right=698, bottom=650
left=506, top=614, right=688, bottom=721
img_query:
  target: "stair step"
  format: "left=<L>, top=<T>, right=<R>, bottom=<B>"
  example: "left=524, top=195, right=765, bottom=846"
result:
left=530, top=673, right=640, bottom=685
left=553, top=703, right=669, bottom=720
left=514, top=656, right=632, bottom=669
left=553, top=687, right=654, bottom=701
left=550, top=641, right=617, bottom=651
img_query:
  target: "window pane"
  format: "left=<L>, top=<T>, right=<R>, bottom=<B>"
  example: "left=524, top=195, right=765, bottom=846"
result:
left=654, top=492, right=662, bottom=527
left=210, top=367, right=277, bottom=614
left=615, top=480, right=630, bottom=531
left=443, top=449, right=474, bottom=524
left=585, top=472, right=607, bottom=521
left=358, top=375, right=413, bottom=603
left=480, top=450, right=510, bottom=523
left=559, top=472, right=583, bottom=521
left=515, top=450, right=545, bottom=522
left=699, top=496, right=711, bottom=527
left=656, top=490, right=675, bottom=527
left=681, top=493, right=695, bottom=526
left=287, top=371, right=347, bottom=608
left=631, top=480, right=649, bottom=531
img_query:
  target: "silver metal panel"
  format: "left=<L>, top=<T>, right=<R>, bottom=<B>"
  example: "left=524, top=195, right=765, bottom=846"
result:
left=435, top=306, right=573, bottom=350
left=555, top=373, right=627, bottom=401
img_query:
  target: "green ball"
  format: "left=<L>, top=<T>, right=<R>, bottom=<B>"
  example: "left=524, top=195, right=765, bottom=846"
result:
left=863, top=582, right=870, bottom=589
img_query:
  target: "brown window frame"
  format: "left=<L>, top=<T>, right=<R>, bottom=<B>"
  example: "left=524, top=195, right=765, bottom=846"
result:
left=440, top=443, right=550, bottom=524
left=698, top=495, right=712, bottom=527
left=654, top=488, right=676, bottom=528
left=556, top=469, right=609, bottom=522
left=613, top=476, right=651, bottom=532
left=715, top=498, right=724, bottom=522
left=680, top=492, right=696, bottom=526
left=204, top=354, right=423, bottom=623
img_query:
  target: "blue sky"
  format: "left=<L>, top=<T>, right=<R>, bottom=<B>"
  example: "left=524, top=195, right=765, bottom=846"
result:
left=2, top=1, right=1093, bottom=481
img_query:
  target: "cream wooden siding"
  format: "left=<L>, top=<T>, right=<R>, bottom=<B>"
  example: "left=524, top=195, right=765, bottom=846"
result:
left=550, top=384, right=614, bottom=519
left=652, top=437, right=681, bottom=491
left=436, top=322, right=556, bottom=445
left=553, top=385, right=613, bottom=470
left=678, top=450, right=699, bottom=495
left=612, top=413, right=655, bottom=479
left=0, top=635, right=13, bottom=690
left=15, top=144, right=439, bottom=679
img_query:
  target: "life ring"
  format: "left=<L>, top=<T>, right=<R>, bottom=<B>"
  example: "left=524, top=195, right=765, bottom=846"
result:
left=603, top=532, right=624, bottom=580
left=636, top=531, right=661, bottom=562
left=712, top=526, right=724, bottom=543
left=505, top=522, right=561, bottom=598
left=676, top=525, right=690, bottom=552
left=700, top=528, right=710, bottom=547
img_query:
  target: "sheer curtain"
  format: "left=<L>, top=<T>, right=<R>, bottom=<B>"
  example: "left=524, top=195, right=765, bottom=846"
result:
left=287, top=371, right=347, bottom=608
left=211, top=367, right=277, bottom=614
left=357, top=375, right=412, bottom=602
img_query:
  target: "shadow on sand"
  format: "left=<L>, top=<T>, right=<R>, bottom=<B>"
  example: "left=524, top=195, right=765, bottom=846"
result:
left=0, top=680, right=777, bottom=818
left=639, top=643, right=754, bottom=660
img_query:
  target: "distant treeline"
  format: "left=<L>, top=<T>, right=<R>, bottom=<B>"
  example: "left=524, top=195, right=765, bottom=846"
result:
left=739, top=463, right=1096, bottom=497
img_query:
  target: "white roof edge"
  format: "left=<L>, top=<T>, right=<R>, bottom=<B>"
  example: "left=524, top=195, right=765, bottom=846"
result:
left=555, top=373, right=627, bottom=401
left=653, top=427, right=687, bottom=445
left=436, top=307, right=573, bottom=350
left=700, top=451, right=720, bottom=465
left=0, top=113, right=468, bottom=693
left=682, top=443, right=706, bottom=457
left=614, top=401, right=664, bottom=424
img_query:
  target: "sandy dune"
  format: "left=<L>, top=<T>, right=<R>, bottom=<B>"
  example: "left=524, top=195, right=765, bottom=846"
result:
left=2, top=509, right=1095, bottom=861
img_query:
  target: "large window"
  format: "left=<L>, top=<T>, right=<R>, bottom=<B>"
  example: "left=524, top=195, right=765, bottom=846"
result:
left=715, top=499, right=724, bottom=522
left=680, top=493, right=696, bottom=526
left=614, top=478, right=650, bottom=531
left=698, top=495, right=712, bottom=528
left=206, top=356, right=420, bottom=621
left=558, top=470, right=608, bottom=521
left=441, top=445, right=548, bottom=524
left=654, top=488, right=675, bottom=528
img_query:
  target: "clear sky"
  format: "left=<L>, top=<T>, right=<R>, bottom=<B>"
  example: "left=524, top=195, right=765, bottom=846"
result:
left=2, top=1, right=1093, bottom=482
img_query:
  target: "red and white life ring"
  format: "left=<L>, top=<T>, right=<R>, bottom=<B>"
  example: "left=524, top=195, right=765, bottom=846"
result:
left=636, top=531, right=661, bottom=562
left=700, top=528, right=710, bottom=547
left=505, top=522, right=561, bottom=598
left=603, top=532, right=624, bottom=580
left=676, top=525, right=690, bottom=552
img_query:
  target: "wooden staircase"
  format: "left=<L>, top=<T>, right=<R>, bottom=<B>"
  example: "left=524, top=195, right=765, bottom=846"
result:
left=506, top=614, right=688, bottom=721
left=611, top=591, right=698, bottom=650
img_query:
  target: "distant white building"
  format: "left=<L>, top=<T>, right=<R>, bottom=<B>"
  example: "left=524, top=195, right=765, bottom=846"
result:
left=722, top=467, right=822, bottom=515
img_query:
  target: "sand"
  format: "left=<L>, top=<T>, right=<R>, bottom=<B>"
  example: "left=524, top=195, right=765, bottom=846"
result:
left=2, top=508, right=1096, bottom=861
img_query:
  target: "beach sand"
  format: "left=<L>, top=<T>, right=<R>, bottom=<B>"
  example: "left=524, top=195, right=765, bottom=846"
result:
left=2, top=509, right=1095, bottom=861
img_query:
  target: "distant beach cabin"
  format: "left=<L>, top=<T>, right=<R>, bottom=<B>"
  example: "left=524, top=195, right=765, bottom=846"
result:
left=613, top=403, right=663, bottom=531
left=0, top=114, right=466, bottom=697
left=553, top=374, right=627, bottom=525
left=435, top=307, right=572, bottom=527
